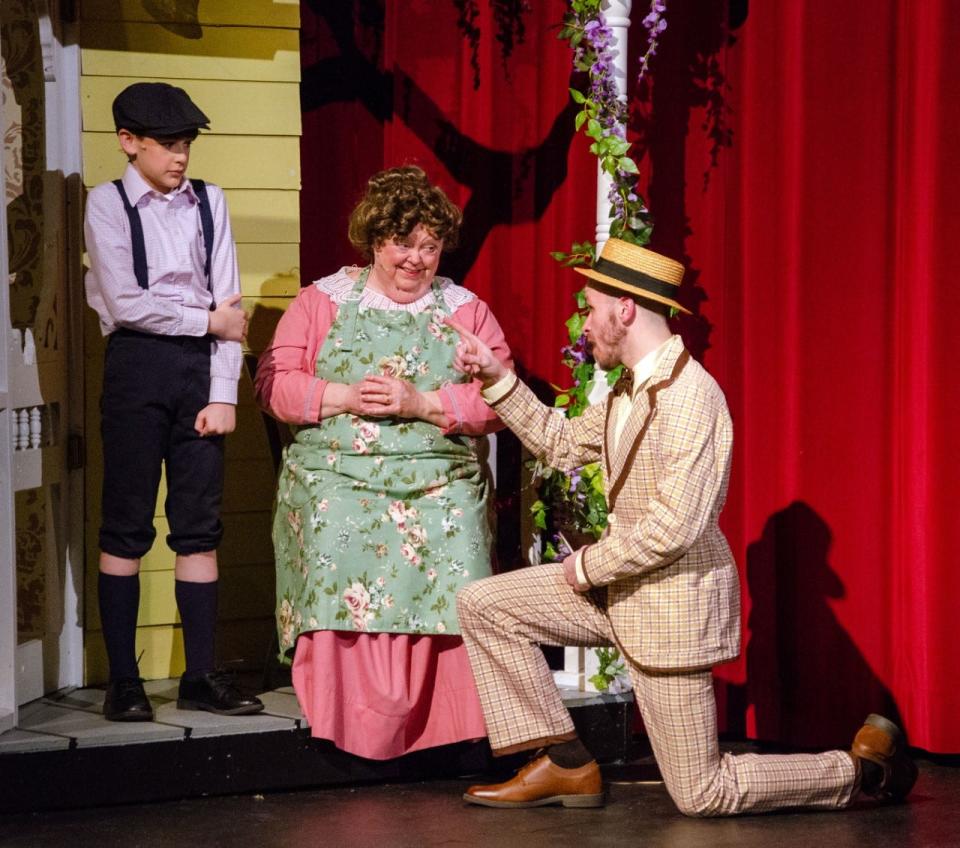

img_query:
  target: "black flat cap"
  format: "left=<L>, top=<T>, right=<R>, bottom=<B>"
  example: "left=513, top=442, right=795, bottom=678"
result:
left=112, top=82, right=210, bottom=137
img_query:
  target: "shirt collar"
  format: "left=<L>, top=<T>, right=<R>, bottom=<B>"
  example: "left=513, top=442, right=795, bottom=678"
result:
left=121, top=163, right=194, bottom=206
left=629, top=336, right=673, bottom=397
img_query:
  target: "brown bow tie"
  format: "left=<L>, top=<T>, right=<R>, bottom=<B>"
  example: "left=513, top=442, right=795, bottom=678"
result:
left=611, top=369, right=633, bottom=397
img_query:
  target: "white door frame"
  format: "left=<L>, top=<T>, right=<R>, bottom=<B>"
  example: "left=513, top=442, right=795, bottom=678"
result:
left=0, top=42, right=18, bottom=731
left=36, top=2, right=85, bottom=694
left=0, top=3, right=85, bottom=727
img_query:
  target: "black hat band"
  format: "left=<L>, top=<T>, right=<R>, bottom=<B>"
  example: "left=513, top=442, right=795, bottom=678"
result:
left=592, top=257, right=679, bottom=300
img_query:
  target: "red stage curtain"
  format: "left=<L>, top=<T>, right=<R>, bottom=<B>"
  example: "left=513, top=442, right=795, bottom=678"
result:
left=649, top=0, right=960, bottom=753
left=300, top=1, right=960, bottom=753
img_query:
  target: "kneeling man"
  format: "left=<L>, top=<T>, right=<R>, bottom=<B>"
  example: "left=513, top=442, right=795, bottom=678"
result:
left=449, top=239, right=915, bottom=816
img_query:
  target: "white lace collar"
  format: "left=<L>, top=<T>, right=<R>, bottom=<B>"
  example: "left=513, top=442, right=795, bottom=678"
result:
left=314, top=267, right=477, bottom=313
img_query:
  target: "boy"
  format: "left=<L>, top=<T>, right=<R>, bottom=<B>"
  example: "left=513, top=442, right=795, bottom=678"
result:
left=84, top=82, right=263, bottom=720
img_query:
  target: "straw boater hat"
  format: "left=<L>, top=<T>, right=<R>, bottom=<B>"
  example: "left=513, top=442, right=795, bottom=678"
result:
left=574, top=238, right=690, bottom=315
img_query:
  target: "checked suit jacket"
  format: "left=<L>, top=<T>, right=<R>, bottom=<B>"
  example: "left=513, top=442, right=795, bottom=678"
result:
left=490, top=334, right=741, bottom=671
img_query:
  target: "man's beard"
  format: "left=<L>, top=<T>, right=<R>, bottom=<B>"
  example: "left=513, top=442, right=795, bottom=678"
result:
left=587, top=314, right=627, bottom=370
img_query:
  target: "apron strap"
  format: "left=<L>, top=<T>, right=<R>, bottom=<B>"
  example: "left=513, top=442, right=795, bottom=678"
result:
left=429, top=277, right=449, bottom=316
left=337, top=266, right=370, bottom=353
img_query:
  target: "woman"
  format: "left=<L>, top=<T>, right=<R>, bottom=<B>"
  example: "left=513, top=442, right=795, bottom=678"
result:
left=255, top=166, right=512, bottom=759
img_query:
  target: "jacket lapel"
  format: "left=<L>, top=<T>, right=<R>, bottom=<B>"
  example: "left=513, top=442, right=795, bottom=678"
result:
left=609, top=389, right=651, bottom=483
left=603, top=394, right=616, bottom=480
left=606, top=336, right=690, bottom=510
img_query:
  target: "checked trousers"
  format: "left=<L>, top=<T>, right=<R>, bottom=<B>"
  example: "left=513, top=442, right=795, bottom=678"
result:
left=457, top=563, right=858, bottom=817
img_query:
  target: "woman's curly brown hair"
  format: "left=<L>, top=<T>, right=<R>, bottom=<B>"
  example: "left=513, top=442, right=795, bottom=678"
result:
left=348, top=165, right=463, bottom=259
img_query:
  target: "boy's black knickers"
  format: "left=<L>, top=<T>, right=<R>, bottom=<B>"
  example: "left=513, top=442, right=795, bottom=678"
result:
left=99, top=329, right=225, bottom=559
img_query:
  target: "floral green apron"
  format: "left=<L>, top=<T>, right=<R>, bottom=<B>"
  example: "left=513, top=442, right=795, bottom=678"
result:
left=273, top=269, right=492, bottom=652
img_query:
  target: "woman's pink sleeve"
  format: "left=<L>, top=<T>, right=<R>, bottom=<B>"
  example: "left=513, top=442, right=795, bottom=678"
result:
left=254, top=287, right=335, bottom=424
left=438, top=298, right=514, bottom=436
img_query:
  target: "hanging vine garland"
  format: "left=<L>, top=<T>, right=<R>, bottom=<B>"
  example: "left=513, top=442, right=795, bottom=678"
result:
left=531, top=0, right=669, bottom=691
left=548, top=1, right=670, bottom=419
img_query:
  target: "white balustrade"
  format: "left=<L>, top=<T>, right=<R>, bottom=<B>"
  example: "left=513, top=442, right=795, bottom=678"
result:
left=16, top=409, right=28, bottom=451
left=29, top=407, right=42, bottom=449
left=7, top=328, right=47, bottom=489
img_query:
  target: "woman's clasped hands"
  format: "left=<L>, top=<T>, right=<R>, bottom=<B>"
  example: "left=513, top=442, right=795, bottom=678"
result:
left=355, top=374, right=426, bottom=419
left=325, top=374, right=445, bottom=426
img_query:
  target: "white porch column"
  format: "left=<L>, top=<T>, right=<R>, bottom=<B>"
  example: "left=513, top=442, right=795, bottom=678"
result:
left=558, top=0, right=632, bottom=693
left=39, top=1, right=84, bottom=692
left=594, top=0, right=632, bottom=252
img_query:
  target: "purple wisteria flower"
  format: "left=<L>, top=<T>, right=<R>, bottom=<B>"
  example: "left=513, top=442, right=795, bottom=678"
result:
left=553, top=533, right=572, bottom=558
left=583, top=17, right=614, bottom=52
left=639, top=0, right=669, bottom=81
left=561, top=343, right=584, bottom=365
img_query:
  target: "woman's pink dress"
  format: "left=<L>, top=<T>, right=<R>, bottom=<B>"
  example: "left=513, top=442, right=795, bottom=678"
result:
left=256, top=269, right=511, bottom=759
left=292, top=631, right=487, bottom=759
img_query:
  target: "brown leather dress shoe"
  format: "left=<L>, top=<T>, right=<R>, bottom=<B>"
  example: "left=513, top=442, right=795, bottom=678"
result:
left=463, top=754, right=604, bottom=808
left=851, top=714, right=918, bottom=802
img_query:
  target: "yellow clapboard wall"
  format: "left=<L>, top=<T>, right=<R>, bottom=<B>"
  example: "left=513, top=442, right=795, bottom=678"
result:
left=81, top=4, right=300, bottom=683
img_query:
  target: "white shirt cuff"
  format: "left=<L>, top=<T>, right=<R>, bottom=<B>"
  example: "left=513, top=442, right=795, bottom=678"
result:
left=480, top=371, right=517, bottom=404
left=208, top=376, right=238, bottom=405
left=180, top=306, right=211, bottom=338
left=574, top=548, right=587, bottom=587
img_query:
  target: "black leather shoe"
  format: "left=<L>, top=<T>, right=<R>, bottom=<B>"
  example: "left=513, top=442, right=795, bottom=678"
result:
left=103, top=677, right=154, bottom=722
left=177, top=670, right=265, bottom=715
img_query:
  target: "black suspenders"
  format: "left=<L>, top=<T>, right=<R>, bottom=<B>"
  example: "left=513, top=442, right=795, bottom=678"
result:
left=112, top=178, right=216, bottom=304
left=191, top=178, right=215, bottom=289
left=112, top=179, right=149, bottom=289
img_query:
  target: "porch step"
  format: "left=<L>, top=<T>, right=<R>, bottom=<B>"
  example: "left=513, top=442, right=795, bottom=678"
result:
left=0, top=683, right=641, bottom=813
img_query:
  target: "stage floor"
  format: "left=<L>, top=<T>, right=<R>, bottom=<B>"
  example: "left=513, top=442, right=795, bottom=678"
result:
left=0, top=754, right=956, bottom=848
left=3, top=682, right=955, bottom=846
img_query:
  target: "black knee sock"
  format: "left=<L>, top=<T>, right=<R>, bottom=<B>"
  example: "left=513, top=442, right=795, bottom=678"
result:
left=859, top=758, right=884, bottom=793
left=98, top=572, right=141, bottom=681
left=175, top=579, right=218, bottom=679
left=546, top=738, right=594, bottom=768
